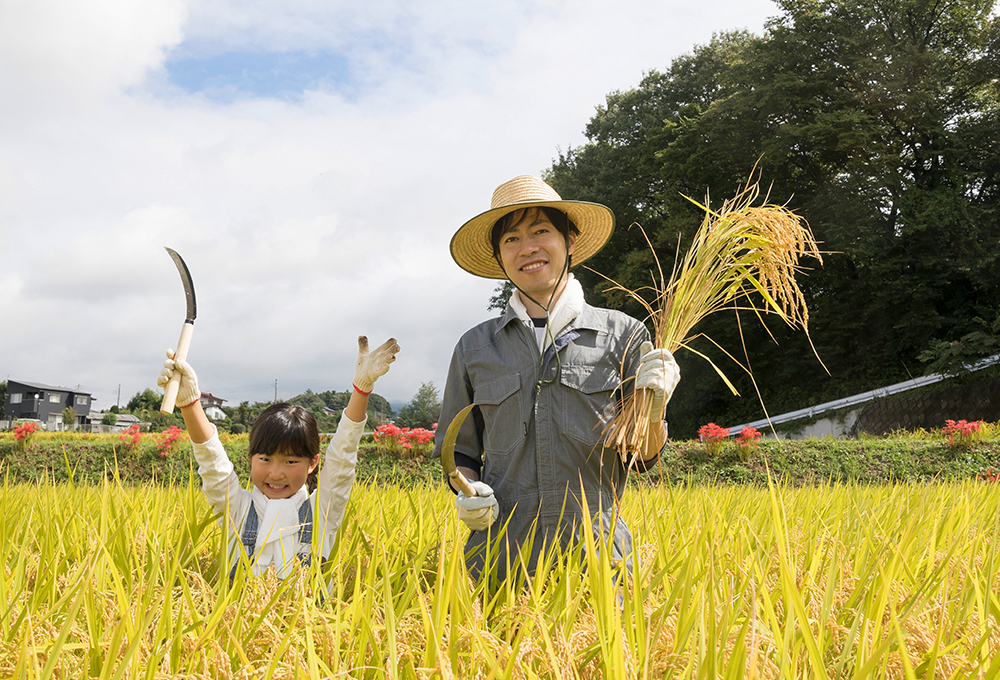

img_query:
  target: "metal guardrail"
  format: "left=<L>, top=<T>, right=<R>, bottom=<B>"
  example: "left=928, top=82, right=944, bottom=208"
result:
left=726, top=354, right=1000, bottom=435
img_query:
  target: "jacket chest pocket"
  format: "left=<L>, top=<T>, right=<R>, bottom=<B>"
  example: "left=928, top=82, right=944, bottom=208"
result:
left=474, top=373, right=524, bottom=457
left=558, top=364, right=620, bottom=447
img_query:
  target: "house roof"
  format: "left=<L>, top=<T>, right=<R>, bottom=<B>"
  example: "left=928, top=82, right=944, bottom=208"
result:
left=200, top=392, right=226, bottom=403
left=9, top=380, right=92, bottom=396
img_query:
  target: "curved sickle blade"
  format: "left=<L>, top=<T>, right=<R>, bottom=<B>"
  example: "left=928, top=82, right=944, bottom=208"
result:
left=165, top=247, right=197, bottom=322
left=440, top=403, right=477, bottom=497
left=161, top=247, right=197, bottom=413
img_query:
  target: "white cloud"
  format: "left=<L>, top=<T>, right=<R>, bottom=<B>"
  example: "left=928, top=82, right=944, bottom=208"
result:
left=0, top=0, right=186, bottom=105
left=0, top=0, right=779, bottom=412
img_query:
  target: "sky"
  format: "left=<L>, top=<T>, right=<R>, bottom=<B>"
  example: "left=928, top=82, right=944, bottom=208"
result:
left=0, top=0, right=781, bottom=413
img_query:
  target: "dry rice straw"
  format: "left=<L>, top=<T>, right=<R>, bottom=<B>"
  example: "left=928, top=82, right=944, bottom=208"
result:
left=600, top=176, right=823, bottom=460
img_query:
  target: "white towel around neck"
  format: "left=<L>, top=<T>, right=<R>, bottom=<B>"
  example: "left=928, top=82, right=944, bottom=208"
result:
left=508, top=274, right=585, bottom=350
left=250, top=486, right=310, bottom=578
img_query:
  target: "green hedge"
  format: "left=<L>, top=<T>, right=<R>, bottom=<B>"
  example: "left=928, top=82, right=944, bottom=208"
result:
left=0, top=431, right=441, bottom=488
left=2, top=430, right=999, bottom=488
left=642, top=435, right=1000, bottom=486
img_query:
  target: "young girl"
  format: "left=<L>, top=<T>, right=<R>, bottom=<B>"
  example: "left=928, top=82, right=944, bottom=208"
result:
left=157, top=336, right=400, bottom=579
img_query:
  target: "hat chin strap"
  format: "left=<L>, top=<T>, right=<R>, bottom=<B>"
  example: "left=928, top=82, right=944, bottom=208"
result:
left=498, top=233, right=574, bottom=395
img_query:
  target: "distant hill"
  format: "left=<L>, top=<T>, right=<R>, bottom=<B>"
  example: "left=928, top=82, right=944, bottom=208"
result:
left=286, top=389, right=394, bottom=426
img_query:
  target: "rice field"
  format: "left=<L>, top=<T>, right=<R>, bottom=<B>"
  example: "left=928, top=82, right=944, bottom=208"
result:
left=3, top=474, right=999, bottom=678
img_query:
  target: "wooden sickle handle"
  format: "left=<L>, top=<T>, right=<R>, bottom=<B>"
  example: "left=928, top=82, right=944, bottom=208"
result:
left=448, top=468, right=477, bottom=498
left=160, top=321, right=194, bottom=414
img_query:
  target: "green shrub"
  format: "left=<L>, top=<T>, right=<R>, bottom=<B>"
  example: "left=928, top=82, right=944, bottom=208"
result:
left=2, top=425, right=999, bottom=488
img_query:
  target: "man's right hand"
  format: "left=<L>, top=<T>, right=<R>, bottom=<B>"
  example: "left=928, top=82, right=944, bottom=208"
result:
left=456, top=481, right=499, bottom=531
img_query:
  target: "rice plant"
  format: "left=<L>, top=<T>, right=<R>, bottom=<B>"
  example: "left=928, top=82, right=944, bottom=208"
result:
left=599, top=176, right=823, bottom=458
left=4, top=470, right=1000, bottom=678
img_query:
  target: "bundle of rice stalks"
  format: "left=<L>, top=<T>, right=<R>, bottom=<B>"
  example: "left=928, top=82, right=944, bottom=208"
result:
left=605, top=176, right=823, bottom=459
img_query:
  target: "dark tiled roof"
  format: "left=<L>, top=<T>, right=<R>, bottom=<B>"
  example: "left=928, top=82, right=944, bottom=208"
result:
left=9, top=380, right=92, bottom=395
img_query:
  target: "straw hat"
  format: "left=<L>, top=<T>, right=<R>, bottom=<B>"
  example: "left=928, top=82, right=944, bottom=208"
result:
left=450, top=175, right=615, bottom=279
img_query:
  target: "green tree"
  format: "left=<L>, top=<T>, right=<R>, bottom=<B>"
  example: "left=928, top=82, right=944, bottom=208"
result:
left=125, top=388, right=182, bottom=431
left=289, top=388, right=326, bottom=414
left=62, top=406, right=77, bottom=430
left=287, top=388, right=395, bottom=430
left=366, top=393, right=394, bottom=425
left=288, top=389, right=335, bottom=431
left=488, top=281, right=515, bottom=312
left=918, top=313, right=1000, bottom=375
left=101, top=412, right=117, bottom=426
left=236, top=401, right=250, bottom=429
left=126, top=389, right=163, bottom=414
left=396, top=382, right=442, bottom=429
left=548, top=0, right=1000, bottom=436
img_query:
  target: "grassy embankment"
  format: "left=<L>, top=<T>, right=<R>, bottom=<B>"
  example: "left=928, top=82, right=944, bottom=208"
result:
left=2, top=425, right=999, bottom=487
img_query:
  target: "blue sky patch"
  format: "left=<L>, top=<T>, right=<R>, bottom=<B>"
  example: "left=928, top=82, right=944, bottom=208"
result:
left=164, top=49, right=353, bottom=101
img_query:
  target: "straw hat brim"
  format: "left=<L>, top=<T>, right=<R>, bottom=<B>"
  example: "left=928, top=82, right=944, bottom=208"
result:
left=450, top=200, right=615, bottom=279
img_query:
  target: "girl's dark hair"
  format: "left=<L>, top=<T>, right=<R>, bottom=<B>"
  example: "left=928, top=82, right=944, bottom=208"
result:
left=490, top=206, right=580, bottom=260
left=248, top=403, right=321, bottom=492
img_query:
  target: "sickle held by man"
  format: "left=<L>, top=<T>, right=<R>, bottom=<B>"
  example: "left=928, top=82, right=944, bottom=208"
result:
left=440, top=403, right=478, bottom=497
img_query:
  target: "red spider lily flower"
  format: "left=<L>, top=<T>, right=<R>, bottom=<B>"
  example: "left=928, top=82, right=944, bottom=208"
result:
left=697, top=422, right=729, bottom=456
left=942, top=419, right=983, bottom=449
left=736, top=426, right=761, bottom=448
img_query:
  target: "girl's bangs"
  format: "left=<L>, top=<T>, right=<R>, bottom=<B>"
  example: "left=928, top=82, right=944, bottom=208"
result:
left=248, top=404, right=320, bottom=459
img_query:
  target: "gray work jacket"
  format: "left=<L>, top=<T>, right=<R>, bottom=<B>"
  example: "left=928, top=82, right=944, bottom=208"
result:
left=434, top=301, right=657, bottom=578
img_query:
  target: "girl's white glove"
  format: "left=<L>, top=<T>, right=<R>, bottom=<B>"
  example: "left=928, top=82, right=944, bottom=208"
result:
left=354, top=336, right=400, bottom=393
left=456, top=481, right=499, bottom=531
left=157, top=349, right=201, bottom=408
left=635, top=341, right=680, bottom=423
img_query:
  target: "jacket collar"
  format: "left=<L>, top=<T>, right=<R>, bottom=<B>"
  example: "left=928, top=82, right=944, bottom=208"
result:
left=496, top=275, right=604, bottom=339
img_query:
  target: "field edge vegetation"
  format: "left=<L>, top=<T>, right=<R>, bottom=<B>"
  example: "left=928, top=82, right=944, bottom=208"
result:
left=2, top=423, right=1000, bottom=488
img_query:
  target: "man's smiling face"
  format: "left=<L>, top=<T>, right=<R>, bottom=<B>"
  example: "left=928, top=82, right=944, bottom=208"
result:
left=497, top=207, right=576, bottom=306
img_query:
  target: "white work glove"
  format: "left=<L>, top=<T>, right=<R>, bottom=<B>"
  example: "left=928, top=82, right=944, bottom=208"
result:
left=353, top=336, right=400, bottom=394
left=156, top=349, right=201, bottom=408
left=456, top=481, right=499, bottom=531
left=635, top=341, right=680, bottom=423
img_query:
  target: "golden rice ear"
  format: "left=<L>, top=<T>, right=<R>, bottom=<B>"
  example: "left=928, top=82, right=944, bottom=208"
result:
left=596, top=173, right=823, bottom=461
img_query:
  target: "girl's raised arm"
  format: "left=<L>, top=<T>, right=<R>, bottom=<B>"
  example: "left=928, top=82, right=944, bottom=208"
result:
left=315, top=336, right=400, bottom=558
left=157, top=352, right=246, bottom=522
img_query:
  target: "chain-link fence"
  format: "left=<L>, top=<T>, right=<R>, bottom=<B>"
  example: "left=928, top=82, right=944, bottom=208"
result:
left=850, top=374, right=1000, bottom=436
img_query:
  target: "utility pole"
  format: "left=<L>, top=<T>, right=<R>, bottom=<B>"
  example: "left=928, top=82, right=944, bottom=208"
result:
left=274, top=379, right=278, bottom=403
left=116, top=384, right=121, bottom=409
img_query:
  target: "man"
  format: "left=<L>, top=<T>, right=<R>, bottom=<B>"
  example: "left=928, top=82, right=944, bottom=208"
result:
left=435, top=175, right=680, bottom=580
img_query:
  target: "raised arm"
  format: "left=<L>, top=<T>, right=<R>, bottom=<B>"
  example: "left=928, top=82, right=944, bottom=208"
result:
left=157, top=352, right=246, bottom=520
left=315, top=336, right=400, bottom=558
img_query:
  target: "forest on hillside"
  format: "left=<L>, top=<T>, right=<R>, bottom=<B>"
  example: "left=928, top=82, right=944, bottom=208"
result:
left=537, top=0, right=1000, bottom=437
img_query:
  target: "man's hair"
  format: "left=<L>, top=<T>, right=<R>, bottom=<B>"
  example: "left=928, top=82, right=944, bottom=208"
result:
left=490, top=206, right=580, bottom=260
left=248, top=403, right=320, bottom=492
